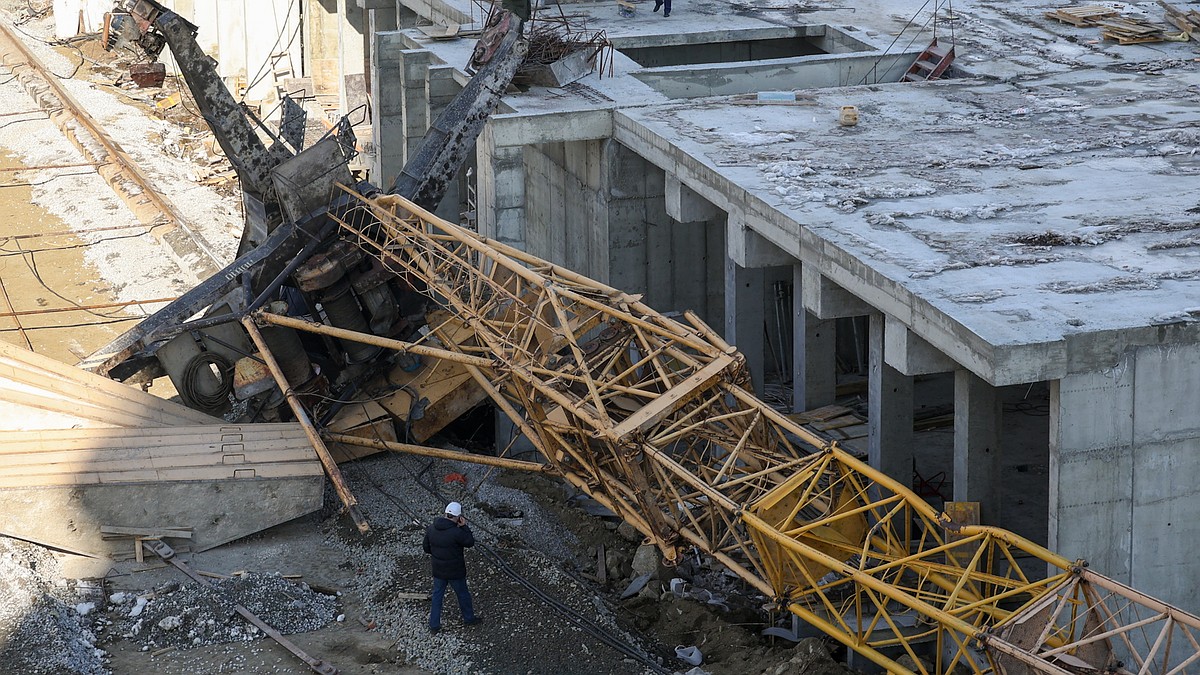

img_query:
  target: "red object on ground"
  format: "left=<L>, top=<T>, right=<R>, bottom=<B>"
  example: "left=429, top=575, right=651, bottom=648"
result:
left=129, top=62, right=166, bottom=88
left=443, top=473, right=468, bottom=485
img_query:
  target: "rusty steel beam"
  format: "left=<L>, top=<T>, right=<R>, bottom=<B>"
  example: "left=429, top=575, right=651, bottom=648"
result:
left=322, top=433, right=551, bottom=473
left=240, top=316, right=369, bottom=534
left=146, top=540, right=339, bottom=674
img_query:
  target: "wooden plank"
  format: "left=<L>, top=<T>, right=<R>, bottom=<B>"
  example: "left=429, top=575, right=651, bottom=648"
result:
left=0, top=385, right=180, bottom=429
left=0, top=462, right=324, bottom=488
left=788, top=404, right=849, bottom=424
left=0, top=426, right=309, bottom=455
left=101, top=526, right=193, bottom=539
left=0, top=423, right=304, bottom=445
left=0, top=448, right=318, bottom=475
left=610, top=355, right=734, bottom=439
left=0, top=341, right=216, bottom=425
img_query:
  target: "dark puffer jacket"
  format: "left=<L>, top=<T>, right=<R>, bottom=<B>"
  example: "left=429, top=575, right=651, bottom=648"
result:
left=423, top=516, right=475, bottom=580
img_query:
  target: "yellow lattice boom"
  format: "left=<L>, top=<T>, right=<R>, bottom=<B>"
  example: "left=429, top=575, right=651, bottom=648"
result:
left=257, top=185, right=1200, bottom=675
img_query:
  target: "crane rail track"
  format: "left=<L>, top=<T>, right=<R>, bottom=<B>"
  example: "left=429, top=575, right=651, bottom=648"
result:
left=0, top=18, right=221, bottom=279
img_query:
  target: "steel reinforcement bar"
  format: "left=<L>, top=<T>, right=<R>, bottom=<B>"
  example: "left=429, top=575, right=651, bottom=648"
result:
left=279, top=184, right=1200, bottom=675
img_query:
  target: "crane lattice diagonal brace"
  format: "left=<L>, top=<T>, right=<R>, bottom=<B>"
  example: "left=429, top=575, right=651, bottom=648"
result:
left=262, top=184, right=1200, bottom=675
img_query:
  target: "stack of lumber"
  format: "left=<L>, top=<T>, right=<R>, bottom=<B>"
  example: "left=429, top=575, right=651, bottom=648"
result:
left=0, top=425, right=321, bottom=488
left=1044, top=5, right=1119, bottom=26
left=1098, top=16, right=1166, bottom=43
left=1160, top=1, right=1200, bottom=36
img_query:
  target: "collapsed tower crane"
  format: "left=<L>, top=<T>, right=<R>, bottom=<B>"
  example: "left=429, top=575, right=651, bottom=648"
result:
left=80, top=3, right=1200, bottom=673
left=288, top=186, right=1200, bottom=675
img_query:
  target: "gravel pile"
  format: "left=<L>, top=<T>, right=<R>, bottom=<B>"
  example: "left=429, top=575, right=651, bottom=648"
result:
left=0, top=537, right=109, bottom=674
left=111, top=573, right=339, bottom=650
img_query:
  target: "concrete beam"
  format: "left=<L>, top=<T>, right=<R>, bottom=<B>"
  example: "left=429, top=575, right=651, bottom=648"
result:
left=728, top=215, right=794, bottom=269
left=868, top=313, right=913, bottom=486
left=953, top=370, right=1001, bottom=521
left=885, top=315, right=958, bottom=376
left=665, top=174, right=721, bottom=223
left=398, top=49, right=433, bottom=162
left=801, top=265, right=872, bottom=319
left=488, top=110, right=613, bottom=147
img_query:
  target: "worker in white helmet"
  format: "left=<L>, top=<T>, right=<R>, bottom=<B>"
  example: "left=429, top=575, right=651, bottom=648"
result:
left=422, top=501, right=480, bottom=633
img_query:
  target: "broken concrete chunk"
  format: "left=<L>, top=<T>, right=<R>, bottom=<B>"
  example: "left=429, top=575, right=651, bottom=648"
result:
left=631, top=544, right=664, bottom=580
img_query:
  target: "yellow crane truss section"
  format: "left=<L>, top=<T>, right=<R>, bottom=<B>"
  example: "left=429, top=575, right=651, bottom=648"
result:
left=255, top=186, right=1200, bottom=675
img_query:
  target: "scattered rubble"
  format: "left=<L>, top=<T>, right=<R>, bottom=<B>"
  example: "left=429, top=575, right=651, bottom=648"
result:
left=0, top=537, right=108, bottom=674
left=109, top=572, right=338, bottom=651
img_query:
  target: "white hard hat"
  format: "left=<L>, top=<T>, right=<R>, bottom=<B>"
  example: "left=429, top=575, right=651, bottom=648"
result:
left=445, top=502, right=462, bottom=517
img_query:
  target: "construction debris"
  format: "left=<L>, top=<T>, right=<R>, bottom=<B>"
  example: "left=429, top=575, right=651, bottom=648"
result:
left=1160, top=0, right=1200, bottom=36
left=1043, top=5, right=1118, bottom=27
left=1099, top=16, right=1168, bottom=43
left=0, top=537, right=108, bottom=674
left=516, top=6, right=613, bottom=86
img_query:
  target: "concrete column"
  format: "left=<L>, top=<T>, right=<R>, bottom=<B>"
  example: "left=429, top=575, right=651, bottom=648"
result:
left=868, top=313, right=913, bottom=485
left=398, top=49, right=433, bottom=164
left=364, top=8, right=398, bottom=96
left=725, top=256, right=765, bottom=396
left=476, top=124, right=525, bottom=248
left=370, top=31, right=404, bottom=186
left=336, top=0, right=366, bottom=114
left=953, top=370, right=1001, bottom=518
left=426, top=64, right=462, bottom=222
left=792, top=264, right=836, bottom=413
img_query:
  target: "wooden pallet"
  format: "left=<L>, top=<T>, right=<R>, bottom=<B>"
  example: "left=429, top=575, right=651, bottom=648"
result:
left=1099, top=16, right=1165, bottom=43
left=1044, top=5, right=1118, bottom=27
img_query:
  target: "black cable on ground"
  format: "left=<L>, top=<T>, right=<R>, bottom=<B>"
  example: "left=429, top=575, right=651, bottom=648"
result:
left=179, top=352, right=233, bottom=413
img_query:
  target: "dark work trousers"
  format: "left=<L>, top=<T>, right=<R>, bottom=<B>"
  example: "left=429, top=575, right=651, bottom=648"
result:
left=430, top=577, right=476, bottom=629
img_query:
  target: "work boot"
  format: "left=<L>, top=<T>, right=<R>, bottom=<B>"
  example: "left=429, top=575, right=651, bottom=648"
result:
left=663, top=10, right=670, bottom=15
left=653, top=0, right=662, bottom=11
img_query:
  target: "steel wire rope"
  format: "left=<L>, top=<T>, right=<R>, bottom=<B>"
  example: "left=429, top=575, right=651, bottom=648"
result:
left=10, top=240, right=157, bottom=321
left=179, top=351, right=234, bottom=413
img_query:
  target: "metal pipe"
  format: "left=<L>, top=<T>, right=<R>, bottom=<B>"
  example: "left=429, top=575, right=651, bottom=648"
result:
left=240, top=316, right=370, bottom=534
left=254, top=310, right=494, bottom=368
left=322, top=433, right=551, bottom=473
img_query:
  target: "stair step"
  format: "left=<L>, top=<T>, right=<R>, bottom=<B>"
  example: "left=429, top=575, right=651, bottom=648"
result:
left=915, top=59, right=940, bottom=71
left=927, top=44, right=951, bottom=58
